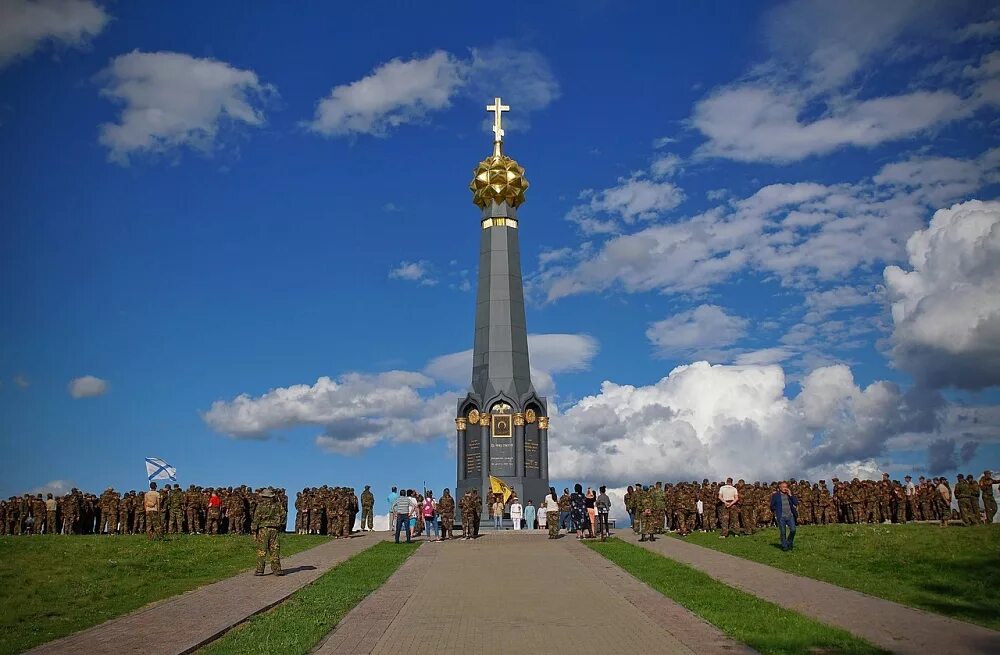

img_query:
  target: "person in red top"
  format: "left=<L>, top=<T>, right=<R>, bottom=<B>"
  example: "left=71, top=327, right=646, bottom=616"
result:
left=206, top=490, right=223, bottom=535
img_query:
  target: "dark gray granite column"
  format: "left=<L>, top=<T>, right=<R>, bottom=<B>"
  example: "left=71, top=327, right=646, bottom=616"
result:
left=455, top=418, right=466, bottom=480
left=539, top=417, right=549, bottom=481
left=514, top=413, right=525, bottom=477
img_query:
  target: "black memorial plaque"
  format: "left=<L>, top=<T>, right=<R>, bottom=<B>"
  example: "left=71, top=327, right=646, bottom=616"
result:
left=465, top=429, right=481, bottom=477
left=524, top=424, right=540, bottom=476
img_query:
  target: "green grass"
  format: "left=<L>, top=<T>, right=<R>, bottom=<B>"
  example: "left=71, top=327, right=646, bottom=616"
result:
left=199, top=541, right=419, bottom=655
left=676, top=523, right=1000, bottom=630
left=0, top=533, right=328, bottom=655
left=589, top=539, right=886, bottom=655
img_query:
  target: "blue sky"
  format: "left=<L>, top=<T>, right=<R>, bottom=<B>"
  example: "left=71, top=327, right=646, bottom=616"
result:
left=1, top=0, right=999, bottom=514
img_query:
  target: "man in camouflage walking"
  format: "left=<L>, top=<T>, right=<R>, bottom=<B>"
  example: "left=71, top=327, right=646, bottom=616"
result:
left=252, top=488, right=284, bottom=576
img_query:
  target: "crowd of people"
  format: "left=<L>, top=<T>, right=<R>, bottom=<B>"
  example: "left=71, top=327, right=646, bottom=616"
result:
left=0, top=484, right=289, bottom=537
left=292, top=485, right=369, bottom=537
left=623, top=471, right=998, bottom=541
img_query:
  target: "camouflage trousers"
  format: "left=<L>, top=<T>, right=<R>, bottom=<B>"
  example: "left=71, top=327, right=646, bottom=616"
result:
left=639, top=512, right=657, bottom=536
left=673, top=509, right=693, bottom=535
left=738, top=505, right=755, bottom=534
left=133, top=510, right=145, bottom=534
left=170, top=510, right=184, bottom=533
left=207, top=508, right=220, bottom=535
left=145, top=510, right=162, bottom=539
left=818, top=504, right=836, bottom=524
left=309, top=510, right=323, bottom=534
left=46, top=510, right=57, bottom=534
left=547, top=511, right=560, bottom=537
left=440, top=516, right=454, bottom=539
left=255, top=527, right=282, bottom=573
left=984, top=495, right=998, bottom=523
left=101, top=509, right=118, bottom=534
left=958, top=498, right=979, bottom=525
left=361, top=506, right=374, bottom=530
left=719, top=506, right=737, bottom=537
left=187, top=508, right=201, bottom=533
left=462, top=512, right=475, bottom=537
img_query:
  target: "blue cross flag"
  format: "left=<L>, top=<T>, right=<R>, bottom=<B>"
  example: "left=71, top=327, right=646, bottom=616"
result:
left=145, top=457, right=177, bottom=482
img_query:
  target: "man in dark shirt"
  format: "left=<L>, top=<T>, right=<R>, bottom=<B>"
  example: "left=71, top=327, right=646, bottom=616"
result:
left=769, top=481, right=799, bottom=551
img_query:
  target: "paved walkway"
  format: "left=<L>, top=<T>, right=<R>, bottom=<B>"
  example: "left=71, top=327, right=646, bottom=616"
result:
left=28, top=533, right=384, bottom=655
left=314, top=532, right=754, bottom=655
left=620, top=530, right=1000, bottom=655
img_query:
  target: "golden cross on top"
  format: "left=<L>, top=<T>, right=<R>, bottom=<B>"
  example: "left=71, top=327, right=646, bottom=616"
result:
left=487, top=96, right=509, bottom=156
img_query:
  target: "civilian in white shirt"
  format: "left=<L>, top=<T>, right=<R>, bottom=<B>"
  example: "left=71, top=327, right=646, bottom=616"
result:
left=718, top=478, right=739, bottom=539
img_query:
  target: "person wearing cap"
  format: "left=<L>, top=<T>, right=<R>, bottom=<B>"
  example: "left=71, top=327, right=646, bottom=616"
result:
left=252, top=488, right=284, bottom=576
left=360, top=485, right=375, bottom=531
left=903, top=475, right=917, bottom=522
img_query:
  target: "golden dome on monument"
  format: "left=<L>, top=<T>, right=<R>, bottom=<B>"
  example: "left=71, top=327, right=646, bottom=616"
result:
left=470, top=153, right=529, bottom=209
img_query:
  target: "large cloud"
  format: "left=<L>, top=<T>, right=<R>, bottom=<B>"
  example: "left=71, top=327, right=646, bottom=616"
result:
left=646, top=304, right=749, bottom=358
left=690, top=1, right=996, bottom=163
left=0, top=0, right=109, bottom=70
left=204, top=333, right=598, bottom=453
left=306, top=45, right=559, bottom=137
left=884, top=199, right=1000, bottom=389
left=98, top=50, right=275, bottom=163
left=549, top=361, right=942, bottom=486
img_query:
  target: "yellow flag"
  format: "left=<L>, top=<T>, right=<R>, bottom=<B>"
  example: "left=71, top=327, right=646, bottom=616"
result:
left=489, top=475, right=514, bottom=504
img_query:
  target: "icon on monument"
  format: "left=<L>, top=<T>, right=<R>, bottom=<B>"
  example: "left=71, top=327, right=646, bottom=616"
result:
left=454, top=97, right=550, bottom=526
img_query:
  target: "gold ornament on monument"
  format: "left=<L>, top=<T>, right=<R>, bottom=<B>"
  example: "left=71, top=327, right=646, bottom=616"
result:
left=513, top=412, right=525, bottom=426
left=479, top=414, right=491, bottom=427
left=467, top=409, right=481, bottom=425
left=455, top=417, right=467, bottom=431
left=538, top=416, right=549, bottom=430
left=525, top=409, right=536, bottom=424
left=470, top=96, right=529, bottom=209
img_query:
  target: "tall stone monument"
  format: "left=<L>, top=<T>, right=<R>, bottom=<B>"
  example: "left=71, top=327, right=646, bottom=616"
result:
left=455, top=98, right=550, bottom=521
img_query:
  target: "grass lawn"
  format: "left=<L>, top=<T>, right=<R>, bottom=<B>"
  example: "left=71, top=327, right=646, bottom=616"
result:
left=589, top=539, right=886, bottom=655
left=0, top=533, right=328, bottom=655
left=200, top=541, right=420, bottom=655
left=677, top=523, right=1000, bottom=630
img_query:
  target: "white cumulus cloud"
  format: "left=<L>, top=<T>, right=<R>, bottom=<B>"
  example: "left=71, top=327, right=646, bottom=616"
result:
left=68, top=374, right=108, bottom=398
left=0, top=0, right=109, bottom=70
left=29, top=479, right=75, bottom=496
left=646, top=304, right=749, bottom=358
left=388, top=260, right=436, bottom=286
left=307, top=45, right=559, bottom=138
left=549, top=361, right=942, bottom=486
left=884, top=199, right=1000, bottom=389
left=98, top=50, right=275, bottom=164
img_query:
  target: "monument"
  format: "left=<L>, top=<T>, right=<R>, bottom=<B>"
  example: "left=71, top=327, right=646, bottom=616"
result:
left=455, top=98, right=550, bottom=523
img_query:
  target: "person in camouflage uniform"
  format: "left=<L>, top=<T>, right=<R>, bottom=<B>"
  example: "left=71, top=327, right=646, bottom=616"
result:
left=99, top=488, right=120, bottom=535
left=460, top=490, right=474, bottom=540
left=168, top=484, right=185, bottom=533
left=893, top=482, right=907, bottom=523
left=184, top=485, right=202, bottom=534
left=673, top=483, right=696, bottom=536
left=252, top=488, right=284, bottom=576
left=624, top=485, right=636, bottom=532
left=227, top=489, right=246, bottom=535
left=31, top=494, right=46, bottom=535
left=966, top=474, right=982, bottom=525
left=638, top=485, right=657, bottom=542
left=736, top=480, right=754, bottom=535
left=437, top=488, right=455, bottom=539
left=360, top=485, right=375, bottom=531
left=981, top=471, right=997, bottom=523
left=62, top=489, right=80, bottom=535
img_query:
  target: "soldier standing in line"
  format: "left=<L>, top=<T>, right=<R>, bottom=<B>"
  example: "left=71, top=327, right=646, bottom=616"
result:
left=228, top=489, right=246, bottom=535
left=893, top=481, right=907, bottom=523
left=470, top=489, right=482, bottom=537
left=31, top=494, right=46, bottom=535
left=460, top=490, right=473, bottom=540
left=45, top=493, right=58, bottom=534
left=965, top=474, right=981, bottom=525
left=252, top=488, right=284, bottom=576
left=185, top=485, right=201, bottom=534
left=736, top=480, right=755, bottom=535
left=935, top=478, right=952, bottom=527
left=62, top=489, right=79, bottom=535
left=348, top=488, right=359, bottom=533
left=954, top=475, right=971, bottom=525
left=169, top=484, right=185, bottom=533
left=624, top=485, right=635, bottom=532
left=980, top=471, right=997, bottom=523
left=437, top=488, right=455, bottom=539
left=638, top=485, right=657, bottom=542
left=360, top=485, right=375, bottom=531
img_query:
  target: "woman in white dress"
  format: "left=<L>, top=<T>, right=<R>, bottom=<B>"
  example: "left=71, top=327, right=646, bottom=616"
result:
left=538, top=501, right=547, bottom=529
left=509, top=496, right=523, bottom=530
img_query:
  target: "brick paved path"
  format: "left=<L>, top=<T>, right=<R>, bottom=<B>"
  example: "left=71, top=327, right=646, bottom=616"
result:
left=314, top=533, right=753, bottom=655
left=621, top=530, right=1000, bottom=655
left=27, top=533, right=384, bottom=655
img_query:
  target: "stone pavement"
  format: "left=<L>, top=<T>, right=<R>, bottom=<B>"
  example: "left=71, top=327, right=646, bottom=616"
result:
left=314, top=532, right=754, bottom=655
left=621, top=529, right=1000, bottom=655
left=28, top=532, right=385, bottom=655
